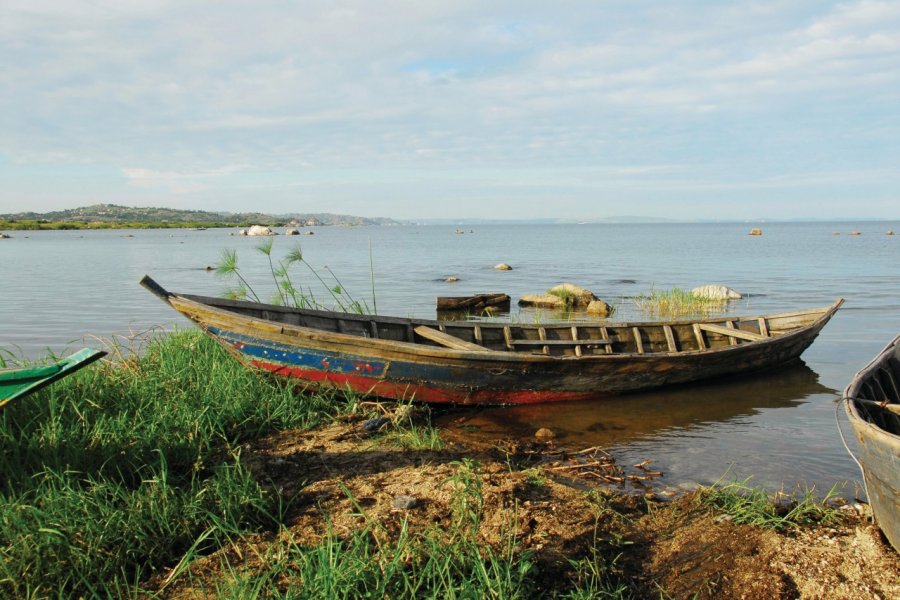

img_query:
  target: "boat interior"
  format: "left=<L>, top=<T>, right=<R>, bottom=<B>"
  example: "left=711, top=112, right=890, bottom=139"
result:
left=187, top=294, right=831, bottom=357
left=849, top=344, right=900, bottom=434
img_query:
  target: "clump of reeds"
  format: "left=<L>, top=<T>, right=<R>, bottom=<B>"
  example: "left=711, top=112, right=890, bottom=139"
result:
left=216, top=239, right=376, bottom=314
left=634, top=288, right=725, bottom=319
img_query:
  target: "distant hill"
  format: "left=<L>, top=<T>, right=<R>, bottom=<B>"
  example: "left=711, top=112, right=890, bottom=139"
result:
left=0, top=204, right=408, bottom=227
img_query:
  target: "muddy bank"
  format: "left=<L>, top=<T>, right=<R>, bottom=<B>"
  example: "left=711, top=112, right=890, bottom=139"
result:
left=146, top=418, right=899, bottom=599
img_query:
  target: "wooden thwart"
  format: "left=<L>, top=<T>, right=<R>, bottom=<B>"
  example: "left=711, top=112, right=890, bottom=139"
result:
left=414, top=326, right=491, bottom=352
left=697, top=323, right=766, bottom=342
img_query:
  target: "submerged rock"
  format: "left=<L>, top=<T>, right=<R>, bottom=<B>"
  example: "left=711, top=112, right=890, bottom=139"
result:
left=494, top=263, right=513, bottom=270
left=518, top=294, right=567, bottom=309
left=691, top=284, right=742, bottom=300
left=285, top=228, right=300, bottom=235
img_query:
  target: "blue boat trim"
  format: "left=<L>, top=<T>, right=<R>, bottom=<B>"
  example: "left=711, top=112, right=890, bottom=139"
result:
left=208, top=327, right=388, bottom=377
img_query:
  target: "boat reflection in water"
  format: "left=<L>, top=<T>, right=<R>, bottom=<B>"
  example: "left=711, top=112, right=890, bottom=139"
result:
left=438, top=362, right=846, bottom=493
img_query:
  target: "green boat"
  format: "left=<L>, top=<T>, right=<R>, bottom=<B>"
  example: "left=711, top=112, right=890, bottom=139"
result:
left=0, top=348, right=106, bottom=408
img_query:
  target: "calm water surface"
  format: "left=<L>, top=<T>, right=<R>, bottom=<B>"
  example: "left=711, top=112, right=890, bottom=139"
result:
left=2, top=222, right=898, bottom=494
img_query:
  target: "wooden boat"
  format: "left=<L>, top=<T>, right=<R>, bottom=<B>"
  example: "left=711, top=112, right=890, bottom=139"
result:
left=843, top=334, right=900, bottom=552
left=0, top=348, right=106, bottom=408
left=142, top=276, right=842, bottom=405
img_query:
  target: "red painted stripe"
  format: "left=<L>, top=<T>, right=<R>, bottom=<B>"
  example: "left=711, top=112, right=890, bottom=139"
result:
left=250, top=360, right=602, bottom=405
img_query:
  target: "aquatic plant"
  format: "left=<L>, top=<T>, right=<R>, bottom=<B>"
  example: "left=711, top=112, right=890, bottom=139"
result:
left=215, top=240, right=376, bottom=314
left=634, top=288, right=724, bottom=318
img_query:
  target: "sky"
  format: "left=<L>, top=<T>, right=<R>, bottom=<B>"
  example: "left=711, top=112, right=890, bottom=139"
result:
left=1, top=1, right=898, bottom=221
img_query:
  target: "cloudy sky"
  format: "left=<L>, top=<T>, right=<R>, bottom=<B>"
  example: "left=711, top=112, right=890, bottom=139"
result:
left=1, top=1, right=898, bottom=220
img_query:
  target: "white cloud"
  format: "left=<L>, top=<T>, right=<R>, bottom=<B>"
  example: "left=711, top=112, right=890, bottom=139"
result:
left=0, top=1, right=898, bottom=217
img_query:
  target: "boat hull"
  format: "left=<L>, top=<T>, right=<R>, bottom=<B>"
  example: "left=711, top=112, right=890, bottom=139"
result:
left=844, top=335, right=900, bottom=553
left=204, top=321, right=831, bottom=404
left=141, top=276, right=840, bottom=405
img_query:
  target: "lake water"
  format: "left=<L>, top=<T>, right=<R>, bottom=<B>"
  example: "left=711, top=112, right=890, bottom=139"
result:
left=2, top=222, right=899, bottom=495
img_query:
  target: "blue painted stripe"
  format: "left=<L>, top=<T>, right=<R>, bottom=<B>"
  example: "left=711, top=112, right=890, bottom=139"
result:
left=208, top=327, right=387, bottom=377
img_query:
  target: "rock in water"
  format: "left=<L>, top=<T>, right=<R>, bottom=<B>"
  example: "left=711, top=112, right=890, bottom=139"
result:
left=535, top=427, right=555, bottom=440
left=248, top=225, right=277, bottom=236
left=518, top=294, right=567, bottom=309
left=586, top=299, right=612, bottom=316
left=748, top=228, right=763, bottom=236
left=691, top=285, right=742, bottom=300
left=548, top=283, right=597, bottom=306
left=494, top=263, right=513, bottom=270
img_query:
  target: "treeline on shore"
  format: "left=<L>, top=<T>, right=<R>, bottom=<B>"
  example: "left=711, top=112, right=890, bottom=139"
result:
left=0, top=219, right=287, bottom=230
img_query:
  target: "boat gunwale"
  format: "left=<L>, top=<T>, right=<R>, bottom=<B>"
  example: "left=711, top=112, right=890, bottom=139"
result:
left=167, top=290, right=843, bottom=364
left=181, top=291, right=843, bottom=331
left=844, top=332, right=900, bottom=442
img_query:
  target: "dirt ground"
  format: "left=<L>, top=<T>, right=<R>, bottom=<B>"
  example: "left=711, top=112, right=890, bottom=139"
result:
left=148, top=415, right=899, bottom=599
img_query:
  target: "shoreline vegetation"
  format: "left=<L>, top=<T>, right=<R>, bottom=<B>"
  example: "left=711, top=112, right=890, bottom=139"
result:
left=1, top=331, right=897, bottom=598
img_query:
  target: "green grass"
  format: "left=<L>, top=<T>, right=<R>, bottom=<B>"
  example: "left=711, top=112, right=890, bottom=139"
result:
left=0, top=330, right=344, bottom=597
left=697, top=479, right=844, bottom=531
left=634, top=288, right=725, bottom=318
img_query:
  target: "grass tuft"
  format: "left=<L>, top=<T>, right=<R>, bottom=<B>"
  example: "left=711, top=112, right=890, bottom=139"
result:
left=634, top=288, right=725, bottom=318
left=697, top=479, right=844, bottom=531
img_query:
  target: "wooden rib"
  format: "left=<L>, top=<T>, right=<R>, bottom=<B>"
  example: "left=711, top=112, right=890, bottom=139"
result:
left=632, top=327, right=644, bottom=354
left=879, top=366, right=900, bottom=401
left=538, top=327, right=549, bottom=355
left=698, top=323, right=765, bottom=342
left=600, top=327, right=613, bottom=354
left=724, top=320, right=738, bottom=346
left=473, top=324, right=483, bottom=346
left=571, top=325, right=582, bottom=357
left=502, top=325, right=514, bottom=351
left=663, top=325, right=677, bottom=353
left=758, top=317, right=770, bottom=338
left=369, top=321, right=379, bottom=339
left=693, top=323, right=707, bottom=350
left=406, top=324, right=416, bottom=342
left=414, top=326, right=491, bottom=352
left=336, top=319, right=345, bottom=334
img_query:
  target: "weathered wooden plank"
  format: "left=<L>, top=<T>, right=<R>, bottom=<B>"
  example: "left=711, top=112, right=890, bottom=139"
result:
left=414, top=326, right=491, bottom=352
left=511, top=339, right=611, bottom=347
left=663, top=325, right=677, bottom=353
left=502, top=325, right=514, bottom=351
left=698, top=323, right=765, bottom=342
left=693, top=323, right=707, bottom=350
left=855, top=399, right=900, bottom=416
left=600, top=327, right=613, bottom=354
left=724, top=320, right=738, bottom=346
left=538, top=327, right=549, bottom=355
left=758, top=318, right=770, bottom=338
left=436, top=293, right=510, bottom=311
left=571, top=326, right=582, bottom=357
left=633, top=327, right=645, bottom=354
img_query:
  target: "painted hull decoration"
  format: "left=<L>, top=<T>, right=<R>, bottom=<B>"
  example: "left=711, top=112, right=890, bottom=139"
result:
left=0, top=348, right=106, bottom=408
left=843, top=334, right=900, bottom=553
left=141, top=276, right=841, bottom=406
